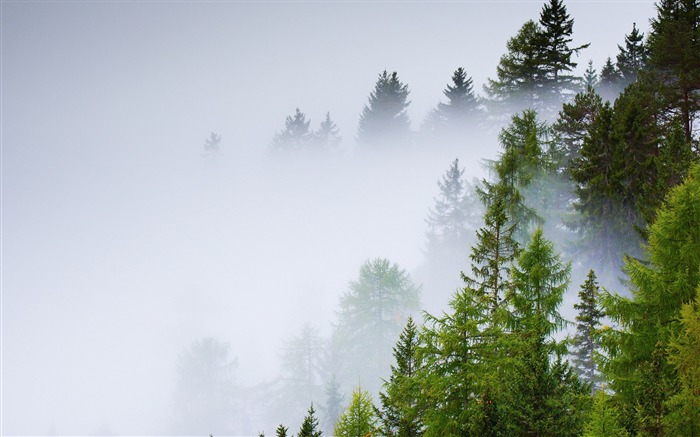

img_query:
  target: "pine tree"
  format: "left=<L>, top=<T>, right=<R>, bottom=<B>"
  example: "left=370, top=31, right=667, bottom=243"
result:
left=601, top=162, right=700, bottom=435
left=275, top=424, right=289, bottom=437
left=537, top=0, right=589, bottom=104
left=553, top=84, right=603, bottom=171
left=647, top=0, right=700, bottom=143
left=571, top=270, right=604, bottom=393
left=357, top=70, right=411, bottom=147
left=376, top=317, right=425, bottom=437
left=597, top=57, right=622, bottom=102
left=334, top=387, right=377, bottom=437
left=271, top=108, right=312, bottom=152
left=616, top=23, right=648, bottom=87
left=434, top=67, right=481, bottom=133
left=314, top=112, right=342, bottom=151
left=298, top=404, right=322, bottom=437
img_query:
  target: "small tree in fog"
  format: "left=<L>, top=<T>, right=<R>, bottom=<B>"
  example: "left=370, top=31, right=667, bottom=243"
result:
left=571, top=270, right=604, bottom=393
left=321, top=374, right=344, bottom=435
left=275, top=424, right=289, bottom=437
left=427, top=68, right=482, bottom=135
left=203, top=132, right=221, bottom=156
left=172, top=337, right=238, bottom=435
left=357, top=70, right=411, bottom=147
left=271, top=108, right=312, bottom=152
left=313, top=112, right=342, bottom=151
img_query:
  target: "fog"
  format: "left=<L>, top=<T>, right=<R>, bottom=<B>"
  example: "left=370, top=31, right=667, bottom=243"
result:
left=3, top=1, right=656, bottom=435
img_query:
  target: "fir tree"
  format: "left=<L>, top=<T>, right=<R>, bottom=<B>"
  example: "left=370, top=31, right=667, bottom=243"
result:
left=597, top=57, right=622, bottom=101
left=314, top=112, right=342, bottom=151
left=275, top=424, right=289, bottom=437
left=376, top=317, right=425, bottom=437
left=298, top=404, right=322, bottom=437
left=434, top=67, right=481, bottom=133
left=616, top=22, right=648, bottom=87
left=583, top=60, right=598, bottom=89
left=571, top=270, right=604, bottom=393
left=357, top=70, right=411, bottom=147
left=334, top=387, right=377, bottom=437
left=271, top=108, right=312, bottom=152
left=553, top=84, right=603, bottom=171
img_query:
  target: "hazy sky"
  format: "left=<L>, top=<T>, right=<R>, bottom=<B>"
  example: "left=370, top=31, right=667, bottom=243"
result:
left=3, top=1, right=657, bottom=434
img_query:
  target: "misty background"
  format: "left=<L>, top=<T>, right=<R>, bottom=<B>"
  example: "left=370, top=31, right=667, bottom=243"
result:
left=3, top=1, right=656, bottom=435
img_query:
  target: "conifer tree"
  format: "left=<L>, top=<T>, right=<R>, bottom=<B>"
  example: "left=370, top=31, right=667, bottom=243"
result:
left=334, top=387, right=377, bottom=437
left=275, top=424, right=289, bottom=437
left=553, top=84, right=603, bottom=171
left=298, top=404, right=322, bottom=437
left=314, top=112, right=342, bottom=151
left=271, top=108, right=312, bottom=152
left=571, top=270, right=604, bottom=392
left=357, top=70, right=411, bottom=147
left=203, top=132, right=221, bottom=156
left=583, top=60, right=598, bottom=89
left=433, top=67, right=482, bottom=133
left=601, top=162, right=700, bottom=435
left=538, top=0, right=589, bottom=102
left=616, top=23, right=648, bottom=87
left=583, top=390, right=628, bottom=437
left=376, top=317, right=424, bottom=437
left=321, top=375, right=343, bottom=436
left=647, top=0, right=700, bottom=143
left=597, top=57, right=622, bottom=101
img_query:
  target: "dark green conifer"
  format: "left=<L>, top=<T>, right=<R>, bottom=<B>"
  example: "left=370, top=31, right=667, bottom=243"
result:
left=616, top=23, right=648, bottom=87
left=571, top=270, right=604, bottom=393
left=298, top=404, right=322, bottom=437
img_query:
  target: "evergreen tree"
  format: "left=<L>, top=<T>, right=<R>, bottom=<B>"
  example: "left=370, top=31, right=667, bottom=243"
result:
left=357, top=70, right=411, bottom=147
left=647, top=0, right=700, bottom=143
left=334, top=386, right=378, bottom=437
left=333, top=258, right=420, bottom=396
left=506, top=227, right=588, bottom=436
left=271, top=108, right=312, bottom=152
left=571, top=270, right=604, bottom=392
left=376, top=317, right=424, bottom=437
left=597, top=57, right=622, bottom=101
left=583, top=60, right=598, bottom=89
left=275, top=424, right=289, bottom=437
left=298, top=404, right=322, bottom=437
left=583, top=390, right=628, bottom=437
left=433, top=67, right=482, bottom=133
left=314, top=112, right=342, bottom=151
left=537, top=0, right=589, bottom=103
left=553, top=85, right=603, bottom=171
left=321, top=375, right=343, bottom=436
left=203, top=131, right=221, bottom=156
left=616, top=23, right=648, bottom=87
left=485, top=20, right=544, bottom=118
left=665, top=287, right=700, bottom=435
left=601, top=162, right=700, bottom=435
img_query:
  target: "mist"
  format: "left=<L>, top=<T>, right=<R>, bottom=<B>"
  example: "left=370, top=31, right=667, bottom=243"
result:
left=3, top=1, right=657, bottom=435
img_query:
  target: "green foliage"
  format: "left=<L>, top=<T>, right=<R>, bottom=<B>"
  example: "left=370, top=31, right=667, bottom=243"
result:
left=583, top=390, right=628, bottom=437
left=298, top=404, right=323, bottom=437
left=357, top=70, right=411, bottom=147
left=553, top=85, right=603, bottom=171
left=616, top=22, right=648, bottom=87
left=571, top=270, right=604, bottom=392
left=597, top=57, right=622, bottom=101
left=275, top=424, right=289, bottom=437
left=601, top=162, right=700, bottom=435
left=376, top=317, right=424, bottom=437
left=334, top=387, right=378, bottom=437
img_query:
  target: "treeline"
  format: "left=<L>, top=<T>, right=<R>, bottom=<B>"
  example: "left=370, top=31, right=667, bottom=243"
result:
left=181, top=0, right=699, bottom=435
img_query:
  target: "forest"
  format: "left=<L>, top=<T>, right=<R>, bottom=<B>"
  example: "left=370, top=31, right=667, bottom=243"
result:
left=171, top=1, right=700, bottom=436
left=4, top=0, right=699, bottom=436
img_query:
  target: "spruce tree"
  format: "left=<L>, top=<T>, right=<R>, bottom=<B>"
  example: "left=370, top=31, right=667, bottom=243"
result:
left=298, top=404, right=322, bottom=437
left=376, top=317, right=424, bottom=437
left=571, top=270, right=604, bottom=393
left=275, top=424, right=289, bottom=437
left=271, top=108, right=312, bottom=152
left=597, top=57, right=622, bottom=101
left=313, top=112, right=342, bottom=151
left=616, top=23, right=648, bottom=87
left=434, top=67, right=481, bottom=133
left=553, top=84, right=603, bottom=171
left=537, top=0, right=589, bottom=104
left=583, top=60, right=598, bottom=89
left=357, top=70, right=411, bottom=147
